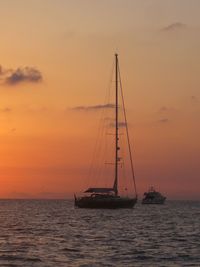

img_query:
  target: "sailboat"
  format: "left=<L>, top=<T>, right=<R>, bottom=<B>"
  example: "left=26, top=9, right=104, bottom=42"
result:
left=74, top=54, right=137, bottom=209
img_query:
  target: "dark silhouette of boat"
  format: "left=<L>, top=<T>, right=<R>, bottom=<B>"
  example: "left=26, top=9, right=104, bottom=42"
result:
left=74, top=188, right=137, bottom=209
left=74, top=54, right=137, bottom=209
left=142, top=187, right=166, bottom=204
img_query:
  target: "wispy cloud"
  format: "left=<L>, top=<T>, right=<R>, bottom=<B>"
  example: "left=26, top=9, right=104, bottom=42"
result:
left=158, top=118, right=169, bottom=124
left=160, top=22, right=186, bottom=32
left=157, top=106, right=178, bottom=114
left=0, top=107, right=12, bottom=113
left=10, top=128, right=16, bottom=133
left=109, top=121, right=127, bottom=128
left=156, top=106, right=175, bottom=124
left=0, top=65, right=42, bottom=85
left=191, top=95, right=199, bottom=104
left=158, top=106, right=169, bottom=112
left=71, top=103, right=115, bottom=111
left=64, top=30, right=77, bottom=40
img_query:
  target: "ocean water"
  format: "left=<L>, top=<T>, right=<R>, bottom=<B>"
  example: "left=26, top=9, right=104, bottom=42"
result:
left=0, top=200, right=199, bottom=267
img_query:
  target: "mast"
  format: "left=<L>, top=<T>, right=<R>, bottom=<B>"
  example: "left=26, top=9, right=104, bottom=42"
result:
left=113, top=53, right=119, bottom=196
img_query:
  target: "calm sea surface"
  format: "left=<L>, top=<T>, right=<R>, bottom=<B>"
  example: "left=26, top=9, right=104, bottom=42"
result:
left=0, top=200, right=199, bottom=267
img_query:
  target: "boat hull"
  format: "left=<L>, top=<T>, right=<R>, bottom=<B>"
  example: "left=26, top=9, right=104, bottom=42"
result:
left=75, top=196, right=137, bottom=209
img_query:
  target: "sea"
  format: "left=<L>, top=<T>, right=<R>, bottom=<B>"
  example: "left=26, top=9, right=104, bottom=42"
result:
left=0, top=200, right=199, bottom=267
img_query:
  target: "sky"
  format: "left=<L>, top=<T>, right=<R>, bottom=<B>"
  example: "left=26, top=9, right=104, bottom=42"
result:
left=0, top=0, right=200, bottom=199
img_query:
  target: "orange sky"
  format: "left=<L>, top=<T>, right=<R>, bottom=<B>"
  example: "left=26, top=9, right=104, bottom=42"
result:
left=0, top=0, right=200, bottom=199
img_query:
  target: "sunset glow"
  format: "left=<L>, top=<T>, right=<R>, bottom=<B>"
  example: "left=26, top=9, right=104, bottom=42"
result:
left=0, top=0, right=199, bottom=199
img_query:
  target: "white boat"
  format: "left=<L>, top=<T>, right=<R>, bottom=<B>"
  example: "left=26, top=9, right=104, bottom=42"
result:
left=142, top=187, right=166, bottom=204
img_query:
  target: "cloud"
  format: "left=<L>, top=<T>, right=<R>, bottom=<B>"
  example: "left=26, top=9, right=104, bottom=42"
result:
left=156, top=106, right=179, bottom=125
left=0, top=107, right=12, bottom=113
left=64, top=30, right=77, bottom=40
left=191, top=95, right=199, bottom=104
left=71, top=103, right=115, bottom=111
left=158, top=118, right=169, bottom=123
left=6, top=67, right=42, bottom=85
left=10, top=128, right=16, bottom=133
left=160, top=22, right=186, bottom=32
left=157, top=106, right=178, bottom=114
left=157, top=107, right=170, bottom=123
left=0, top=65, right=42, bottom=85
left=158, top=106, right=168, bottom=112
